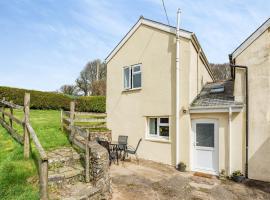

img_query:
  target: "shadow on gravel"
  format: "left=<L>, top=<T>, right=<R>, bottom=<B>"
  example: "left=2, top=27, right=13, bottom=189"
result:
left=244, top=179, right=270, bottom=193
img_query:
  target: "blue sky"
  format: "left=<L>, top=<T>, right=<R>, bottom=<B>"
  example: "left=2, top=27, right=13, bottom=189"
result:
left=0, top=0, right=269, bottom=91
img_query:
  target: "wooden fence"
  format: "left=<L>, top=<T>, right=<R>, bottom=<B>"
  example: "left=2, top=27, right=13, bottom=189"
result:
left=61, top=102, right=107, bottom=131
left=0, top=93, right=48, bottom=200
left=60, top=102, right=107, bottom=183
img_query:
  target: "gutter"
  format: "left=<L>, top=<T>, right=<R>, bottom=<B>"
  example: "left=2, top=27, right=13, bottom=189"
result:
left=189, top=105, right=243, bottom=113
left=229, top=56, right=249, bottom=178
left=190, top=34, right=216, bottom=81
left=175, top=8, right=181, bottom=168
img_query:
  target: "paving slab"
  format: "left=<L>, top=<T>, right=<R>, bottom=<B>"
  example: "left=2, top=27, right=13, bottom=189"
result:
left=110, top=160, right=270, bottom=200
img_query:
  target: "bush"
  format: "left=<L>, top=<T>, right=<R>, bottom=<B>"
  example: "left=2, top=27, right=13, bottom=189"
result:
left=76, top=96, right=106, bottom=113
left=0, top=86, right=106, bottom=112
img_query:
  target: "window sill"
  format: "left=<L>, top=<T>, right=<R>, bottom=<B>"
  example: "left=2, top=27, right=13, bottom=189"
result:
left=122, top=87, right=142, bottom=93
left=145, top=137, right=171, bottom=144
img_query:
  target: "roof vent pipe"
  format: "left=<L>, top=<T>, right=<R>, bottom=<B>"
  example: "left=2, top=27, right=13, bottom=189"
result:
left=176, top=8, right=181, bottom=168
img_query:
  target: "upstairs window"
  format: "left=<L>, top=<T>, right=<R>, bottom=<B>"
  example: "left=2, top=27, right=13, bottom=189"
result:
left=123, top=64, right=141, bottom=90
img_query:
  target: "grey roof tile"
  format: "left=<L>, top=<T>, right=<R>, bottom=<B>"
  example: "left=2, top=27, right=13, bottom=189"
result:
left=190, top=80, right=243, bottom=107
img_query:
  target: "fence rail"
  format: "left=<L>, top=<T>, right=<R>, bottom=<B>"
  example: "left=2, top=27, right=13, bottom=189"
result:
left=0, top=94, right=48, bottom=200
left=61, top=108, right=107, bottom=130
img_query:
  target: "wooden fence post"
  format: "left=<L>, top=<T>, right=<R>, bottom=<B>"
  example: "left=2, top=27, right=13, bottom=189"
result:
left=69, top=102, right=75, bottom=140
left=40, top=159, right=48, bottom=200
left=2, top=97, right=5, bottom=121
left=60, top=109, right=63, bottom=131
left=85, top=129, right=90, bottom=183
left=24, top=93, right=30, bottom=159
left=9, top=100, right=13, bottom=128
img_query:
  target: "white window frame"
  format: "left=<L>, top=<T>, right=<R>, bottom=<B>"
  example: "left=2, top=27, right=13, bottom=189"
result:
left=131, top=64, right=141, bottom=89
left=147, top=117, right=170, bottom=140
left=123, top=64, right=142, bottom=90
left=123, top=66, right=131, bottom=90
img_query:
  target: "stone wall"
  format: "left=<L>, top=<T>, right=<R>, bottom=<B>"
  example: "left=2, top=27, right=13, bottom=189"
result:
left=88, top=141, right=111, bottom=199
left=89, top=130, right=112, bottom=142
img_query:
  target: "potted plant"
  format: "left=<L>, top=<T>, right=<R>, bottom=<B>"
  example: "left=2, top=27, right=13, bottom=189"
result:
left=177, top=162, right=186, bottom=172
left=219, top=169, right=226, bottom=180
left=231, top=170, right=245, bottom=183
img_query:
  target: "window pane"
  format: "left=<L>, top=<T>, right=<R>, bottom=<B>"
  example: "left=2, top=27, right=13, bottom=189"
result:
left=133, top=65, right=141, bottom=72
left=159, top=126, right=169, bottom=137
left=133, top=72, right=141, bottom=88
left=124, top=67, right=130, bottom=89
left=160, top=118, right=169, bottom=124
left=149, top=118, right=157, bottom=135
left=196, top=123, right=214, bottom=147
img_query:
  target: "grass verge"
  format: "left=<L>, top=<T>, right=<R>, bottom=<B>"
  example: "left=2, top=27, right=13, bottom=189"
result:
left=0, top=109, right=71, bottom=199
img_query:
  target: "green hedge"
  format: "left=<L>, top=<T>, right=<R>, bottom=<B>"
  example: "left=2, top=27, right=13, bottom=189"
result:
left=0, top=86, right=106, bottom=113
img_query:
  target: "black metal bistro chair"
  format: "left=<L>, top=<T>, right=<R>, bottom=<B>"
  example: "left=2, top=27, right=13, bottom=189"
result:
left=118, top=135, right=128, bottom=158
left=124, top=138, right=142, bottom=162
left=97, top=140, right=117, bottom=165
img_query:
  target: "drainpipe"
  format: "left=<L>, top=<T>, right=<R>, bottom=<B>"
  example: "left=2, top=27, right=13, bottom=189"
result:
left=196, top=48, right=201, bottom=94
left=228, top=106, right=232, bottom=175
left=229, top=57, right=249, bottom=178
left=175, top=8, right=181, bottom=168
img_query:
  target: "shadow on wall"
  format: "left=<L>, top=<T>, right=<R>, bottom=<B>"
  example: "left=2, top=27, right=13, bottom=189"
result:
left=248, top=137, right=270, bottom=183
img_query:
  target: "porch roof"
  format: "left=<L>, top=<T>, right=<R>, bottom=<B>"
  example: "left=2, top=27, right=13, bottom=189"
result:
left=190, top=80, right=243, bottom=108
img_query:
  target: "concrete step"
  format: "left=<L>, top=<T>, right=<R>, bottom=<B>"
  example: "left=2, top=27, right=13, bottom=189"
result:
left=48, top=147, right=81, bottom=170
left=49, top=182, right=102, bottom=200
left=48, top=164, right=84, bottom=188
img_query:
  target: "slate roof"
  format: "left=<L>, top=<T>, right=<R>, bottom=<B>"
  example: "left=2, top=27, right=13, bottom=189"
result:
left=190, top=80, right=243, bottom=107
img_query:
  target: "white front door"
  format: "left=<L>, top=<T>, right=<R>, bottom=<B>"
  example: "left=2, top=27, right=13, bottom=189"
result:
left=191, top=119, right=218, bottom=175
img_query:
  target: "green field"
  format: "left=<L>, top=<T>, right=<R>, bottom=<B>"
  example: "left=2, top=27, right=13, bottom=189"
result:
left=0, top=110, right=70, bottom=200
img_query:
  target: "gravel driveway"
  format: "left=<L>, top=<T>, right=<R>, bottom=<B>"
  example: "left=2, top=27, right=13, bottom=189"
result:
left=110, top=160, right=270, bottom=200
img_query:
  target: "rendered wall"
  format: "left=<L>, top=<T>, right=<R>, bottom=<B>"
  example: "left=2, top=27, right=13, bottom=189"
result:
left=106, top=23, right=213, bottom=166
left=106, top=24, right=178, bottom=164
left=234, top=29, right=270, bottom=182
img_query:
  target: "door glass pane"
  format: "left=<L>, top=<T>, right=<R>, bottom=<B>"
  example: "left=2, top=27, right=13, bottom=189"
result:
left=196, top=123, right=214, bottom=147
left=149, top=118, right=157, bottom=135
left=124, top=67, right=130, bottom=89
left=133, top=72, right=141, bottom=88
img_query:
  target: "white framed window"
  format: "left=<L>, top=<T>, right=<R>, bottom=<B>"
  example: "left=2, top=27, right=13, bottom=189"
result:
left=123, top=66, right=131, bottom=89
left=148, top=117, right=169, bottom=139
left=123, top=64, right=141, bottom=90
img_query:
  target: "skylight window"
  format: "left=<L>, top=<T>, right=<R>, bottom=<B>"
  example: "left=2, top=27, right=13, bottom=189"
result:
left=210, top=85, right=224, bottom=93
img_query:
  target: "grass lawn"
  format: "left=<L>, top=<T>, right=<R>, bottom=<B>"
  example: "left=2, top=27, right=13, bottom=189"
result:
left=0, top=109, right=70, bottom=200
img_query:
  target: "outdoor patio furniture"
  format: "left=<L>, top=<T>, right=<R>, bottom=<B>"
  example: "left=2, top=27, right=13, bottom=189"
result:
left=98, top=140, right=117, bottom=165
left=118, top=135, right=128, bottom=150
left=124, top=138, right=142, bottom=162
left=110, top=140, right=128, bottom=163
left=117, top=135, right=128, bottom=158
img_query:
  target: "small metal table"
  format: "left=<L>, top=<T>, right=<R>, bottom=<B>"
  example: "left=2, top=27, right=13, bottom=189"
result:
left=110, top=141, right=127, bottom=164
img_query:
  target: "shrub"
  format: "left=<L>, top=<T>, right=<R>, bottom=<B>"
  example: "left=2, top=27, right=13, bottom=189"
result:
left=76, top=96, right=106, bottom=113
left=0, top=86, right=106, bottom=112
left=231, top=170, right=243, bottom=177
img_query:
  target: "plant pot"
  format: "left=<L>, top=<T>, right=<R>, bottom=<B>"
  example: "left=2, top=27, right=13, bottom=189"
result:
left=178, top=164, right=186, bottom=172
left=232, top=175, right=245, bottom=183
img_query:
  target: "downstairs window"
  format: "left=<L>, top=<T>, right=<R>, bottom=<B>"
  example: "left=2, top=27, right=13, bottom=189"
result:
left=148, top=117, right=169, bottom=139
